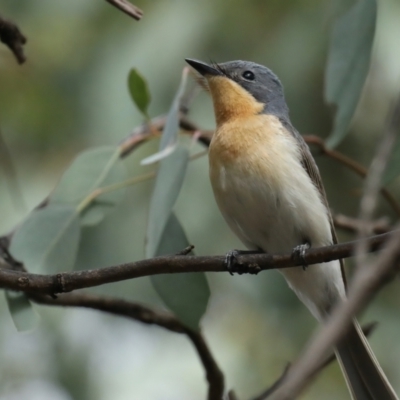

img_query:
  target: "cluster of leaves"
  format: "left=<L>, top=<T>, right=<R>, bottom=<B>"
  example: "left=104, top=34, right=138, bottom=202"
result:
left=5, top=0, right=398, bottom=337
left=8, top=67, right=210, bottom=332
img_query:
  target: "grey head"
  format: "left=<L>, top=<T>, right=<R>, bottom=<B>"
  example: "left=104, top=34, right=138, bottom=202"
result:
left=186, top=59, right=290, bottom=119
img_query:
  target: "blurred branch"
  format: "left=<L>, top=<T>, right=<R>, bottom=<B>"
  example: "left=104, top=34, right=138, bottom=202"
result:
left=251, top=322, right=377, bottom=399
left=105, top=0, right=143, bottom=20
left=0, top=14, right=27, bottom=64
left=0, top=230, right=398, bottom=295
left=30, top=292, right=224, bottom=400
left=266, top=225, right=400, bottom=400
left=333, top=213, right=390, bottom=234
left=355, top=94, right=400, bottom=268
left=305, top=135, right=400, bottom=217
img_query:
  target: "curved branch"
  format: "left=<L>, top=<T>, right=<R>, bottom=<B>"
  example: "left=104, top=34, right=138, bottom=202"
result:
left=30, top=292, right=224, bottom=400
left=0, top=231, right=396, bottom=295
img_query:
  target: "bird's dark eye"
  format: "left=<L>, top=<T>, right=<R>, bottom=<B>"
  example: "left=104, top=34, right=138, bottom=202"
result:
left=242, top=70, right=255, bottom=81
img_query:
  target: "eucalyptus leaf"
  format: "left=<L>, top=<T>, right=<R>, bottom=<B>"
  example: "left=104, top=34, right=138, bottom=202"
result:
left=5, top=291, right=39, bottom=331
left=151, top=213, right=210, bottom=331
left=9, top=204, right=81, bottom=273
left=325, top=0, right=377, bottom=148
left=50, top=146, right=126, bottom=226
left=143, top=68, right=188, bottom=165
left=146, top=145, right=189, bottom=258
left=128, top=68, right=151, bottom=117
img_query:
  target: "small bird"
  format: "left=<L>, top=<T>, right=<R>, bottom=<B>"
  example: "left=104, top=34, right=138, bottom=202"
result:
left=185, top=58, right=398, bottom=400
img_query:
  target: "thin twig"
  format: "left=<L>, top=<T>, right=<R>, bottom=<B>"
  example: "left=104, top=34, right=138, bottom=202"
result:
left=0, top=230, right=397, bottom=295
left=0, top=14, right=27, bottom=64
left=105, top=0, right=143, bottom=20
left=333, top=214, right=390, bottom=235
left=356, top=94, right=400, bottom=268
left=304, top=135, right=400, bottom=217
left=30, top=292, right=224, bottom=400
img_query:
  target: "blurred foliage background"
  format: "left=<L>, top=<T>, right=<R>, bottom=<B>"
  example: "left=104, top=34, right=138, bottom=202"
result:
left=1, top=0, right=400, bottom=399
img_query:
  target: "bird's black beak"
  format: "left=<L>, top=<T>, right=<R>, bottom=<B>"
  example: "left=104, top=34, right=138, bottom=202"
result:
left=185, top=59, right=222, bottom=77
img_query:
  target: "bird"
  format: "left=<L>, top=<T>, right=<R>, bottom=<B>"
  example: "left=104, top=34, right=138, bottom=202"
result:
left=185, top=58, right=398, bottom=400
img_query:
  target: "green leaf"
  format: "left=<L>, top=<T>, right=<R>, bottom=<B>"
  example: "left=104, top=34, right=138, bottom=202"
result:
left=383, top=137, right=400, bottom=184
left=151, top=213, right=210, bottom=331
left=50, top=146, right=126, bottom=226
left=9, top=204, right=80, bottom=273
left=5, top=291, right=39, bottom=331
left=128, top=68, right=151, bottom=117
left=325, top=0, right=377, bottom=148
left=141, top=68, right=189, bottom=166
left=146, top=145, right=189, bottom=258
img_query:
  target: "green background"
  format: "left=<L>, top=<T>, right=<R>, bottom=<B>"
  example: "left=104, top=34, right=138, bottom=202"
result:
left=1, top=0, right=400, bottom=399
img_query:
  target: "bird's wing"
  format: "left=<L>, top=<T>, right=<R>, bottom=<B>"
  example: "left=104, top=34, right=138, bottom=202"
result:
left=297, top=134, right=347, bottom=287
left=279, top=117, right=347, bottom=287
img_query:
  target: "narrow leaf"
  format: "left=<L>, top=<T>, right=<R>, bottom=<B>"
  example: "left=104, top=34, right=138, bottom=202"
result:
left=128, top=68, right=151, bottom=117
left=142, top=67, right=189, bottom=165
left=146, top=145, right=189, bottom=258
left=151, top=213, right=210, bottom=331
left=325, top=0, right=377, bottom=148
left=9, top=204, right=80, bottom=273
left=5, top=291, right=39, bottom=331
left=50, top=146, right=126, bottom=226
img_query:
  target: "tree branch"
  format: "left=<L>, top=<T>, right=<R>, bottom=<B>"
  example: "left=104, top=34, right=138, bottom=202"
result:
left=304, top=135, right=400, bottom=217
left=105, top=0, right=143, bottom=20
left=0, top=14, right=27, bottom=64
left=266, top=226, right=400, bottom=400
left=0, top=231, right=397, bottom=295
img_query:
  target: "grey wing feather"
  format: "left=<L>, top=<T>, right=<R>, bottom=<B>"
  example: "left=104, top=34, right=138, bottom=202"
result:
left=280, top=119, right=347, bottom=286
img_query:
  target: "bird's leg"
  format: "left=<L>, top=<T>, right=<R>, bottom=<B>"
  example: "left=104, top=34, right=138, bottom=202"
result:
left=292, top=241, right=311, bottom=271
left=225, top=249, right=264, bottom=275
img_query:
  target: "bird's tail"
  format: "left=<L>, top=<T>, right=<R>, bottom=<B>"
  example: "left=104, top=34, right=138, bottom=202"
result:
left=335, top=321, right=398, bottom=400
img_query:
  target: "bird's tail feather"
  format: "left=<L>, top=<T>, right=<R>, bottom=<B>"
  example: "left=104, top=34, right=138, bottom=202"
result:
left=335, top=321, right=398, bottom=400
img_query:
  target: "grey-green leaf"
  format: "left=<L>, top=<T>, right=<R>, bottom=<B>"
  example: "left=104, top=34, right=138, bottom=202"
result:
left=128, top=68, right=151, bottom=117
left=5, top=291, right=39, bottom=331
left=146, top=145, right=189, bottom=258
left=9, top=204, right=80, bottom=273
left=50, top=146, right=126, bottom=226
left=140, top=68, right=188, bottom=166
left=151, top=213, right=210, bottom=331
left=325, top=0, right=377, bottom=148
left=159, top=67, right=188, bottom=151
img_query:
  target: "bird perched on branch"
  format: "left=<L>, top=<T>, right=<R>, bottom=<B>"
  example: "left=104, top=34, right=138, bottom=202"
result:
left=185, top=58, right=398, bottom=400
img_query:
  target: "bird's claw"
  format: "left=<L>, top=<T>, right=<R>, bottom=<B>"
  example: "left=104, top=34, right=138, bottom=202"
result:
left=225, top=249, right=241, bottom=275
left=225, top=249, right=263, bottom=275
left=292, top=242, right=310, bottom=271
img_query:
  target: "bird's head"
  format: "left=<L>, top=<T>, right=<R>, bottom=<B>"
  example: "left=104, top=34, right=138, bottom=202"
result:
left=185, top=59, right=289, bottom=125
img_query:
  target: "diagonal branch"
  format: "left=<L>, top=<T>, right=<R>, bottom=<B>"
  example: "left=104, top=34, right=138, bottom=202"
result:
left=266, top=226, right=400, bottom=400
left=104, top=0, right=143, bottom=20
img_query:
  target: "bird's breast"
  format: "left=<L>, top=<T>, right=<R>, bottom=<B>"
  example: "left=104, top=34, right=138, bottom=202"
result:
left=208, top=114, right=332, bottom=253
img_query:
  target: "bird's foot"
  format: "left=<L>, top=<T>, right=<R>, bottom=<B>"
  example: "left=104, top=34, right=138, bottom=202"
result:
left=225, top=249, right=263, bottom=275
left=292, top=242, right=310, bottom=271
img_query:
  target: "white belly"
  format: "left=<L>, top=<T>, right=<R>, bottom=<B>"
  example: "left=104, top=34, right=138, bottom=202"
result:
left=209, top=135, right=345, bottom=320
